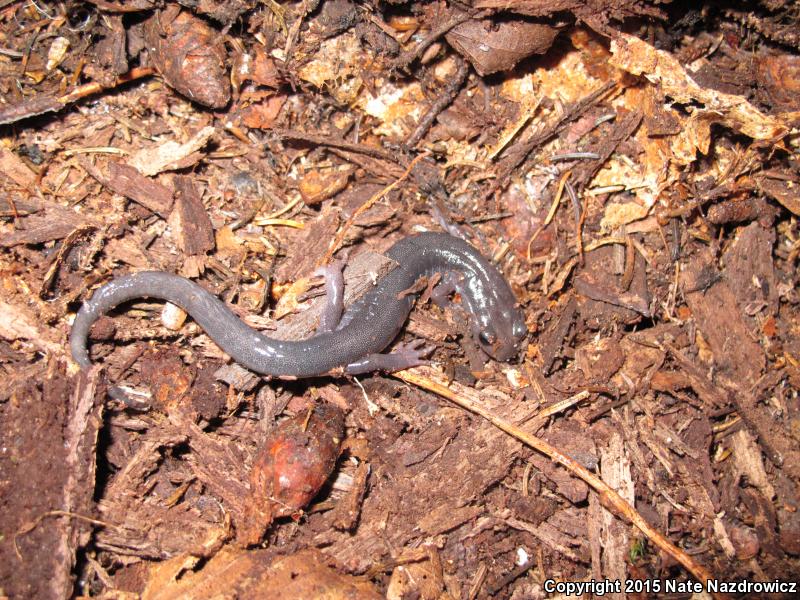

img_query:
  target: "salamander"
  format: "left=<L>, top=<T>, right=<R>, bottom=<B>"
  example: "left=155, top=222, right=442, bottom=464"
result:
left=70, top=232, right=528, bottom=378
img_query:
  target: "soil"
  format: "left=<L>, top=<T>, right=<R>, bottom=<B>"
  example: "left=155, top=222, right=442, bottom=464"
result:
left=1, top=1, right=799, bottom=598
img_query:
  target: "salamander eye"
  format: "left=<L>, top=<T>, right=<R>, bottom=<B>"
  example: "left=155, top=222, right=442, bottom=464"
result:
left=478, top=331, right=496, bottom=346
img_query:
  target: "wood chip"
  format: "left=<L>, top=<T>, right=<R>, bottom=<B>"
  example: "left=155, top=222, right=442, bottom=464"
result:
left=730, top=429, right=776, bottom=500
left=0, top=146, right=37, bottom=192
left=106, top=161, right=174, bottom=217
left=170, top=175, right=215, bottom=256
left=128, top=125, right=215, bottom=176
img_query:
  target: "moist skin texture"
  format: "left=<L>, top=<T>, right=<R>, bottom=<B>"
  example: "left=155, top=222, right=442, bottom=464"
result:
left=70, top=232, right=528, bottom=378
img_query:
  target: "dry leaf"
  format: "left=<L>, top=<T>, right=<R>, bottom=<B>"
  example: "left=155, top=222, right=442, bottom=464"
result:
left=446, top=17, right=559, bottom=76
left=143, top=548, right=381, bottom=600
left=240, top=92, right=287, bottom=129
left=609, top=33, right=787, bottom=164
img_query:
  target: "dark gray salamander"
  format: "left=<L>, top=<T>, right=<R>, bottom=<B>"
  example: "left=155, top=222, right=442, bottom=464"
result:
left=70, top=232, right=528, bottom=378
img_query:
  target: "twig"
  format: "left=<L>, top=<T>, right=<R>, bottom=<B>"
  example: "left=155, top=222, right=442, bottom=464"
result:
left=15, top=510, right=123, bottom=560
left=405, top=57, right=470, bottom=148
left=57, top=66, right=154, bottom=104
left=393, top=366, right=721, bottom=596
left=550, top=152, right=601, bottom=162
left=275, top=129, right=400, bottom=162
left=283, top=0, right=311, bottom=66
left=467, top=211, right=513, bottom=223
left=329, top=148, right=406, bottom=181
left=0, top=46, right=23, bottom=57
left=0, top=66, right=154, bottom=126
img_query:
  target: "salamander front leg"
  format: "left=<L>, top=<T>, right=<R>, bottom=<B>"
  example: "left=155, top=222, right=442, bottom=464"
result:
left=345, top=339, right=434, bottom=375
left=430, top=271, right=461, bottom=308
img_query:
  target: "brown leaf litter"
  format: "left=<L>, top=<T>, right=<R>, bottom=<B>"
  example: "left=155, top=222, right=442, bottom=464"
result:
left=1, top=1, right=800, bottom=598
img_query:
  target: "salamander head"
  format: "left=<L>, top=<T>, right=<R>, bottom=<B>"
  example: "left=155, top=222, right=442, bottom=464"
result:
left=473, top=301, right=528, bottom=362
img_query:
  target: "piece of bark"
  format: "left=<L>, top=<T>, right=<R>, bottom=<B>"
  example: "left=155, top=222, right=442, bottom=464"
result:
left=271, top=249, right=397, bottom=341
left=778, top=509, right=800, bottom=555
left=77, top=157, right=173, bottom=218
left=0, top=298, right=64, bottom=354
left=527, top=422, right=594, bottom=504
left=729, top=522, right=760, bottom=560
left=722, top=222, right=778, bottom=315
left=575, top=247, right=651, bottom=319
left=661, top=344, right=729, bottom=408
left=56, top=368, right=104, bottom=597
left=608, top=32, right=786, bottom=145
left=740, top=487, right=782, bottom=558
left=298, top=167, right=354, bottom=205
left=417, top=503, right=485, bottom=536
left=539, top=296, right=577, bottom=374
left=393, top=420, right=460, bottom=468
left=682, top=254, right=765, bottom=386
left=0, top=146, right=37, bottom=192
left=313, top=384, right=523, bottom=573
left=756, top=53, right=800, bottom=111
left=106, top=162, right=174, bottom=217
left=96, top=15, right=128, bottom=76
left=171, top=176, right=215, bottom=256
left=274, top=207, right=340, bottom=282
left=94, top=428, right=231, bottom=560
left=1, top=365, right=101, bottom=598
left=570, top=109, right=643, bottom=187
left=731, top=429, right=776, bottom=500
left=108, top=237, right=163, bottom=272
left=575, top=337, right=624, bottom=382
left=0, top=196, right=40, bottom=217
left=406, top=311, right=454, bottom=344
left=330, top=460, right=370, bottom=531
left=728, top=387, right=800, bottom=481
left=0, top=213, right=85, bottom=247
left=163, top=411, right=249, bottom=514
left=758, top=177, right=800, bottom=216
left=503, top=513, right=584, bottom=563
left=214, top=363, right=260, bottom=392
left=128, top=126, right=215, bottom=176
left=643, top=89, right=681, bottom=136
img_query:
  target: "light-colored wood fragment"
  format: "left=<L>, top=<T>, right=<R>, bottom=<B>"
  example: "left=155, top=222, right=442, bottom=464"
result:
left=597, top=434, right=633, bottom=600
left=730, top=429, right=776, bottom=500
left=0, top=298, right=63, bottom=356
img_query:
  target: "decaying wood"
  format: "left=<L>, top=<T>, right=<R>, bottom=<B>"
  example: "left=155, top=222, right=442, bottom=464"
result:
left=2, top=1, right=799, bottom=596
left=172, top=176, right=215, bottom=256
left=80, top=158, right=174, bottom=217
left=395, top=367, right=720, bottom=594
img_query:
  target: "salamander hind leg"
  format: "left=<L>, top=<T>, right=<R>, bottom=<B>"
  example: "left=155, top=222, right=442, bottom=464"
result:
left=313, top=260, right=345, bottom=333
left=345, top=339, right=434, bottom=375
